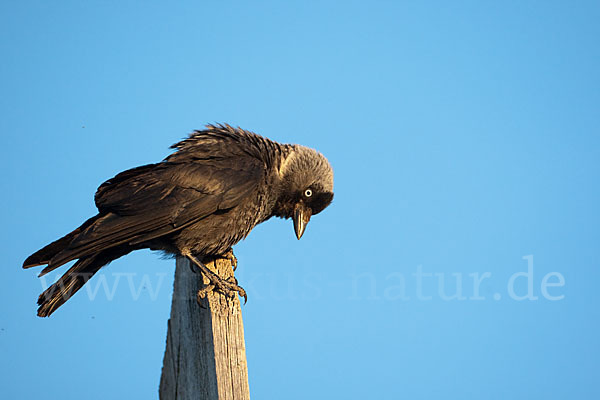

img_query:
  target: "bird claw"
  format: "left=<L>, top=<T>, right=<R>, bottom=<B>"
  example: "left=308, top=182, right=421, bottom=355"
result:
left=220, top=249, right=238, bottom=271
left=212, top=277, right=246, bottom=303
left=223, top=275, right=247, bottom=303
left=185, top=252, right=246, bottom=304
left=196, top=284, right=215, bottom=308
left=229, top=282, right=247, bottom=304
left=196, top=281, right=246, bottom=305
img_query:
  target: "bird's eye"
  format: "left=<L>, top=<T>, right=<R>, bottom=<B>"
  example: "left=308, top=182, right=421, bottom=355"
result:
left=304, top=189, right=313, bottom=197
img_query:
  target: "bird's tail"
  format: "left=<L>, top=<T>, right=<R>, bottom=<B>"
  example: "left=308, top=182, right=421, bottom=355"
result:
left=23, top=214, right=132, bottom=317
left=36, top=255, right=105, bottom=317
left=23, top=215, right=100, bottom=271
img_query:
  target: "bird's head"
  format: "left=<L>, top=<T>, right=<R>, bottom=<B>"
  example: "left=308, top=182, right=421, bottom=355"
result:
left=274, top=145, right=334, bottom=239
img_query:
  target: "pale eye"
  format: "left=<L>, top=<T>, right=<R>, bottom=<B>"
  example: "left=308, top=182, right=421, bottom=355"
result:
left=304, top=189, right=313, bottom=197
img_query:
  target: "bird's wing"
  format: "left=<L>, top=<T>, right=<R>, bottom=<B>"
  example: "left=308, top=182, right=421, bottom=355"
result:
left=48, top=157, right=263, bottom=267
left=95, top=158, right=261, bottom=216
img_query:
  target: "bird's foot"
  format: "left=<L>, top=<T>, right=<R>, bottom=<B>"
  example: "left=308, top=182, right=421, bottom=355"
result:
left=202, top=249, right=238, bottom=271
left=184, top=252, right=246, bottom=303
left=196, top=275, right=247, bottom=304
left=221, top=249, right=238, bottom=271
left=196, top=284, right=214, bottom=307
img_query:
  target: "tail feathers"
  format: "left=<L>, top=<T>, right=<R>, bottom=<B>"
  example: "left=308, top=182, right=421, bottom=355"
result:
left=26, top=213, right=141, bottom=316
left=36, top=245, right=132, bottom=317
left=23, top=215, right=101, bottom=270
left=23, top=232, right=78, bottom=270
left=37, top=256, right=103, bottom=317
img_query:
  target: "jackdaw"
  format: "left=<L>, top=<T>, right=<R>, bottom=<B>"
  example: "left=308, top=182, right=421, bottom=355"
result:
left=23, top=124, right=334, bottom=317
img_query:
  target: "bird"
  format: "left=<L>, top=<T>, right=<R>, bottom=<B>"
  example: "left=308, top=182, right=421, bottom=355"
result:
left=23, top=124, right=334, bottom=317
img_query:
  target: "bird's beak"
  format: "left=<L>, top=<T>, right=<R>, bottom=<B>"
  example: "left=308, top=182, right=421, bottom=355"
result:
left=293, top=203, right=312, bottom=240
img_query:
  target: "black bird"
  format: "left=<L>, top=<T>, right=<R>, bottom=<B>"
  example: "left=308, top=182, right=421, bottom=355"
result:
left=24, top=124, right=334, bottom=317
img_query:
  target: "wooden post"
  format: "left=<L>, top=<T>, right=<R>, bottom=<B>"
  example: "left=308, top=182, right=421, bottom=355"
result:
left=159, top=256, right=250, bottom=400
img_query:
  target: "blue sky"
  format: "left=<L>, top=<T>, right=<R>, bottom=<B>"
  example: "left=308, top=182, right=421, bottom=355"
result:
left=1, top=1, right=599, bottom=399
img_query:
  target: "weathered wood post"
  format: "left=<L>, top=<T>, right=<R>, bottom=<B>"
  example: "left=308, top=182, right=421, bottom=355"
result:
left=159, top=255, right=250, bottom=400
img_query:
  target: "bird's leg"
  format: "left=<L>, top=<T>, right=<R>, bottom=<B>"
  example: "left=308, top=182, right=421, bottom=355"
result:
left=183, top=251, right=247, bottom=303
